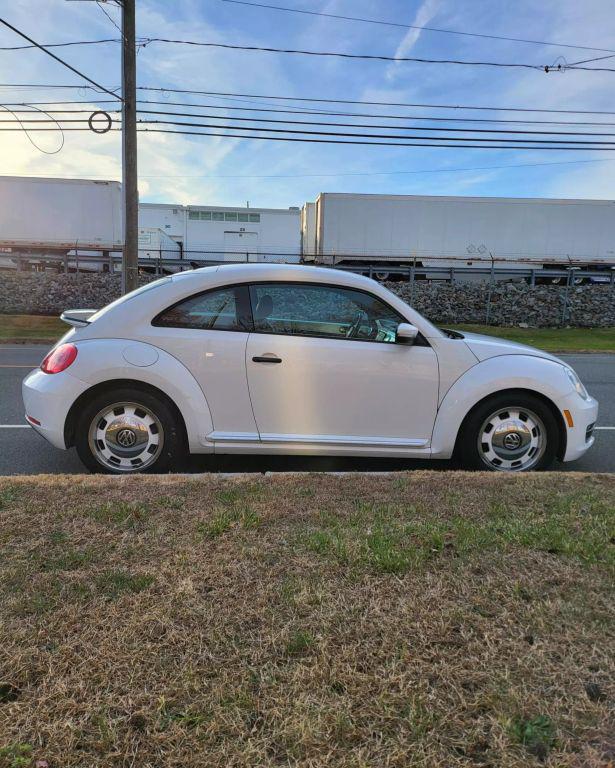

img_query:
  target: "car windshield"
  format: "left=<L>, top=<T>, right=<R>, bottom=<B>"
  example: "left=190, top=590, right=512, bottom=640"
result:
left=87, top=277, right=172, bottom=323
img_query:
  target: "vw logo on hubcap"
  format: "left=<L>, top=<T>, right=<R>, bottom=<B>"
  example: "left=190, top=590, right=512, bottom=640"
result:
left=503, top=432, right=522, bottom=450
left=116, top=428, right=137, bottom=448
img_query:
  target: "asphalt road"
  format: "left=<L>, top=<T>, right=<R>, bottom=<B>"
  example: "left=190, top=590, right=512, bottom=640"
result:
left=1, top=344, right=613, bottom=475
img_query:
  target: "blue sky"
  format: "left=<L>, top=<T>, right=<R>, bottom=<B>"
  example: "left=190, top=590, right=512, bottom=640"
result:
left=1, top=0, right=614, bottom=207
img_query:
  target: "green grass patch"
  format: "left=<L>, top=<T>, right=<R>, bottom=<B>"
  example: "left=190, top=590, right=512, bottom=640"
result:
left=94, top=570, right=155, bottom=600
left=450, top=324, right=615, bottom=352
left=285, top=629, right=315, bottom=656
left=0, top=313, right=65, bottom=342
left=0, top=743, right=33, bottom=768
left=299, top=489, right=614, bottom=575
left=0, top=486, right=19, bottom=511
left=509, top=714, right=557, bottom=762
left=88, top=500, right=150, bottom=527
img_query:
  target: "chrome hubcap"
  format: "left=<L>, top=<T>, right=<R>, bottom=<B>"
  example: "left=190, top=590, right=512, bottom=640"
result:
left=88, top=402, right=163, bottom=471
left=478, top=407, right=545, bottom=471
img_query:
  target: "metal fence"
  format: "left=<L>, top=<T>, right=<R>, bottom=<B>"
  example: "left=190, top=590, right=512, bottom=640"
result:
left=4, top=249, right=615, bottom=284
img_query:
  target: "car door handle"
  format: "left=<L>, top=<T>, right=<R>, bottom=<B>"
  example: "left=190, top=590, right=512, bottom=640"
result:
left=252, top=355, right=282, bottom=364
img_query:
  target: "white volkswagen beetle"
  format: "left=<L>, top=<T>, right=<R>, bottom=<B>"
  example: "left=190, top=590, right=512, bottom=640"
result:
left=22, top=264, right=597, bottom=474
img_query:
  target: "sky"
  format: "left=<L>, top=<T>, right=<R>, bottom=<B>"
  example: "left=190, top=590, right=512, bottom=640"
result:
left=1, top=0, right=615, bottom=208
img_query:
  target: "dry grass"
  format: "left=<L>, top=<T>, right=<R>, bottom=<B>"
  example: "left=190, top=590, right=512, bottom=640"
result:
left=0, top=472, right=613, bottom=767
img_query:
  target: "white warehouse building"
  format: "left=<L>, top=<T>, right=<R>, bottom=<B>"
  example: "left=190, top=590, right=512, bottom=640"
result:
left=139, top=203, right=301, bottom=264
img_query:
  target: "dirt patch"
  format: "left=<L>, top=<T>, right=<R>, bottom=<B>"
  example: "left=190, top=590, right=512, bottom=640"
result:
left=0, top=472, right=613, bottom=767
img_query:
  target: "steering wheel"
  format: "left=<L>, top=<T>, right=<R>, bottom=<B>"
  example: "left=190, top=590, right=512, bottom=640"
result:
left=346, top=310, right=368, bottom=338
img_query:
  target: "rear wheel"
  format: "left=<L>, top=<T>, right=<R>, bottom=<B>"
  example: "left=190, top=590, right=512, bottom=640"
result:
left=75, top=387, right=184, bottom=473
left=457, top=393, right=559, bottom=472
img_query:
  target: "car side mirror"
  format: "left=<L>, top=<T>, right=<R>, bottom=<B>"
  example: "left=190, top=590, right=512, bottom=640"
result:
left=396, top=322, right=419, bottom=345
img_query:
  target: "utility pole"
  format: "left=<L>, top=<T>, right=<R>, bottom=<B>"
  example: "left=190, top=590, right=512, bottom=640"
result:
left=121, top=0, right=138, bottom=294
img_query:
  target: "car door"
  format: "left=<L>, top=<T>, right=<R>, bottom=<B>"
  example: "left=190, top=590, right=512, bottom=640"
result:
left=245, top=282, right=439, bottom=449
left=148, top=284, right=259, bottom=443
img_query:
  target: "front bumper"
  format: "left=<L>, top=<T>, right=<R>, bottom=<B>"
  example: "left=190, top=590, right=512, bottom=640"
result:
left=559, top=391, right=599, bottom=463
left=22, top=368, right=89, bottom=450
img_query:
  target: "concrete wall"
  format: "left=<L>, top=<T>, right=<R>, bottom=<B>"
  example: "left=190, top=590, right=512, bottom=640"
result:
left=1, top=272, right=614, bottom=327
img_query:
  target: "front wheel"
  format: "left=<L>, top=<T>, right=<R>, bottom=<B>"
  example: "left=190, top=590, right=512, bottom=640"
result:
left=457, top=393, right=559, bottom=472
left=75, top=387, right=184, bottom=474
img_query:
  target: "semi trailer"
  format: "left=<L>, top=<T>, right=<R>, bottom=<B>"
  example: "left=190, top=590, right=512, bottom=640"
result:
left=0, top=176, right=122, bottom=270
left=302, top=192, right=615, bottom=279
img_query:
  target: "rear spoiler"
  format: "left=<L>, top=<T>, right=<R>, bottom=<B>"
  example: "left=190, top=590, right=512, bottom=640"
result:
left=60, top=309, right=98, bottom=328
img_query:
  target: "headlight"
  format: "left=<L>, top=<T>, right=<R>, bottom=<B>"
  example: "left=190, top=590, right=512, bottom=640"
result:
left=564, top=366, right=590, bottom=401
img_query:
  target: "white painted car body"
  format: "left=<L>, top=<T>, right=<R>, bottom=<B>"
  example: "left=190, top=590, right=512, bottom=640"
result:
left=22, top=264, right=597, bottom=468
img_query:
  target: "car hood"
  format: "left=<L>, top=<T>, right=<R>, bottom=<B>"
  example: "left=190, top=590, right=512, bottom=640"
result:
left=461, top=331, right=564, bottom=365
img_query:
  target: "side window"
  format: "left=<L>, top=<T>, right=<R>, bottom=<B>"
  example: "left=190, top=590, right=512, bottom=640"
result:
left=249, top=283, right=404, bottom=343
left=153, top=286, right=250, bottom=331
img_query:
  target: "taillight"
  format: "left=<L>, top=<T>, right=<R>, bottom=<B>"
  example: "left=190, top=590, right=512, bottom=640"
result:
left=41, top=343, right=78, bottom=374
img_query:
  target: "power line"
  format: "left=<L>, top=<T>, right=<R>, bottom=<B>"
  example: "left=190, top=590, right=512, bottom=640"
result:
left=3, top=84, right=615, bottom=116
left=132, top=109, right=615, bottom=138
left=136, top=118, right=615, bottom=145
left=137, top=38, right=558, bottom=71
left=0, top=38, right=117, bottom=51
left=0, top=126, right=116, bottom=131
left=96, top=2, right=124, bottom=38
left=0, top=103, right=65, bottom=153
left=3, top=158, right=613, bottom=180
left=144, top=158, right=615, bottom=177
left=0, top=19, right=121, bottom=99
left=219, top=0, right=615, bottom=56
left=9, top=101, right=615, bottom=128
left=130, top=102, right=615, bottom=128
left=2, top=34, right=609, bottom=71
left=134, top=87, right=615, bottom=115
left=137, top=126, right=615, bottom=150
left=0, top=34, right=575, bottom=71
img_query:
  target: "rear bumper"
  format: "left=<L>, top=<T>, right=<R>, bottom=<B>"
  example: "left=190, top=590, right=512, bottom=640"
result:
left=22, top=368, right=89, bottom=450
left=559, top=392, right=599, bottom=463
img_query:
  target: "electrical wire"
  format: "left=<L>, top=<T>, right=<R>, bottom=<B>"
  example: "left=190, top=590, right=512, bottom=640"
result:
left=0, top=103, right=65, bottom=153
left=96, top=2, right=124, bottom=37
left=136, top=118, right=615, bottom=145
left=219, top=0, right=615, bottom=56
left=133, top=87, right=615, bottom=115
left=136, top=38, right=556, bottom=71
left=3, top=84, right=615, bottom=116
left=8, top=101, right=615, bottom=129
left=0, top=38, right=118, bottom=51
left=0, top=126, right=109, bottom=132
left=0, top=19, right=122, bottom=100
left=7, top=98, right=615, bottom=128
left=3, top=34, right=611, bottom=72
left=10, top=107, right=615, bottom=138
left=138, top=158, right=615, bottom=177
left=2, top=158, right=614, bottom=180
left=137, top=126, right=615, bottom=150
left=132, top=109, right=615, bottom=138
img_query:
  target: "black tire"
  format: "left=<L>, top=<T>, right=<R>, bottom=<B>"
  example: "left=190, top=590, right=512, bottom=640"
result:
left=456, top=392, right=559, bottom=472
left=74, top=386, right=185, bottom=474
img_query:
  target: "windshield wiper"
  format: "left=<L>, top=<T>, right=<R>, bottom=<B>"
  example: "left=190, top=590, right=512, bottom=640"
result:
left=440, top=328, right=465, bottom=339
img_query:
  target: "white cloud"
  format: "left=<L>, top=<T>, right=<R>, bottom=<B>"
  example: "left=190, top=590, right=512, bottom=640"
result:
left=386, top=0, right=441, bottom=80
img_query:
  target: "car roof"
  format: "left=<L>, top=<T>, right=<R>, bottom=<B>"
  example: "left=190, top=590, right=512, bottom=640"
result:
left=174, top=262, right=380, bottom=291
